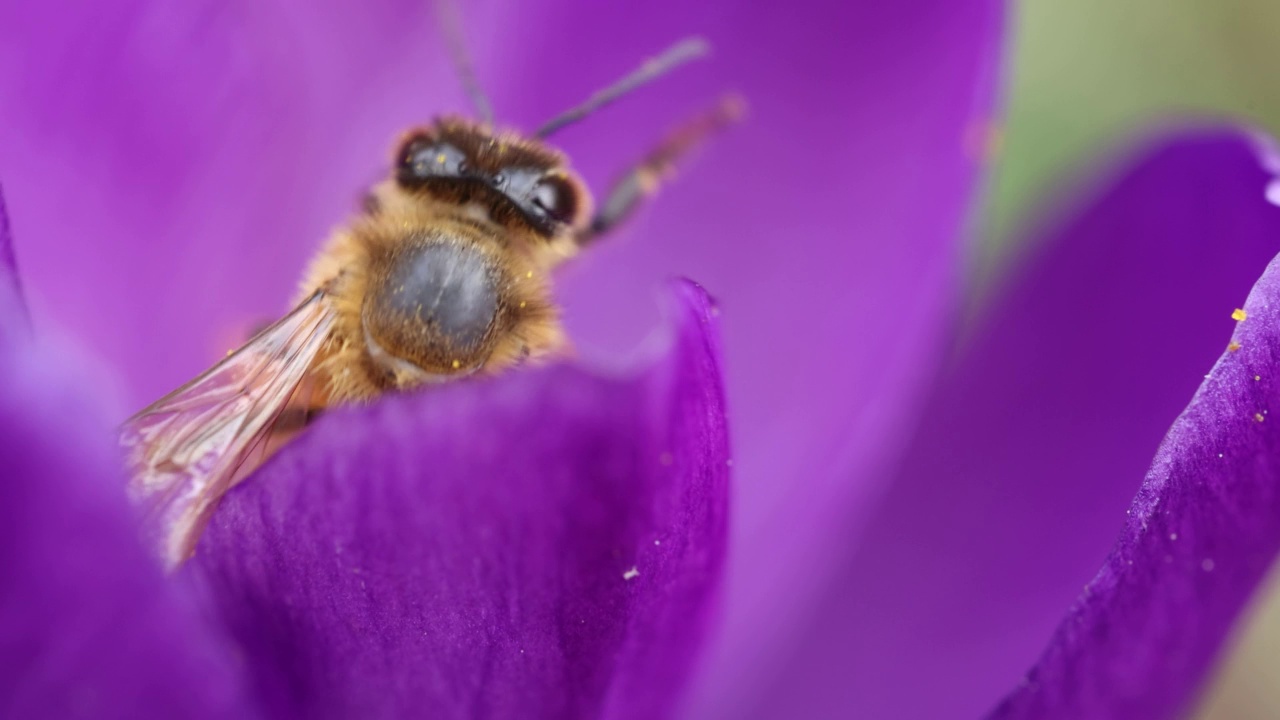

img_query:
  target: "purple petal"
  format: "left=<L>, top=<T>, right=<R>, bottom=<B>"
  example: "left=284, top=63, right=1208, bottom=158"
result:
left=4, top=0, right=1002, bottom=704
left=537, top=4, right=1006, bottom=706
left=0, top=334, right=255, bottom=717
left=990, top=153, right=1280, bottom=717
left=743, top=131, right=1280, bottom=719
left=0, top=186, right=27, bottom=342
left=188, top=281, right=728, bottom=720
left=0, top=0, right=466, bottom=403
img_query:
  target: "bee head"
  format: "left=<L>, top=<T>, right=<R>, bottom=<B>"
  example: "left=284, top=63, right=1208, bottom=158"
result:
left=391, top=120, right=591, bottom=238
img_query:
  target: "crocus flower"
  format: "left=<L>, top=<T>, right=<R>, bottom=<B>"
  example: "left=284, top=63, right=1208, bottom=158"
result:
left=5, top=1, right=1280, bottom=719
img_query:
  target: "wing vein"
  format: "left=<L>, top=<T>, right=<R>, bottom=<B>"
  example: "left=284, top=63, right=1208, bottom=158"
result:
left=120, top=290, right=338, bottom=568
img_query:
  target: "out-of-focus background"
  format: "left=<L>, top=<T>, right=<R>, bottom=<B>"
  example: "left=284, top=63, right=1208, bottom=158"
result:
left=992, top=2, right=1280, bottom=717
left=987, top=0, right=1280, bottom=273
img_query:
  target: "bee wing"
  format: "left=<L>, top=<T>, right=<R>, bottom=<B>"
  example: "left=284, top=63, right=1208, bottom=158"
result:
left=120, top=290, right=338, bottom=568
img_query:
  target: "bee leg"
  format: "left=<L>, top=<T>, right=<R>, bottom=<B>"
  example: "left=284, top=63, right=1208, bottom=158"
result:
left=577, top=93, right=745, bottom=246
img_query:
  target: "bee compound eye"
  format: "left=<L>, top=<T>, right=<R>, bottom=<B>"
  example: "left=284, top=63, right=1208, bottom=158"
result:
left=530, top=175, right=577, bottom=224
left=397, top=138, right=468, bottom=183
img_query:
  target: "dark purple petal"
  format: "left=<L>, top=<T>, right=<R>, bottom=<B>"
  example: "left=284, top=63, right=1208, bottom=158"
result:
left=989, top=153, right=1280, bottom=717
left=189, top=281, right=728, bottom=720
left=0, top=334, right=255, bottom=717
left=743, top=131, right=1280, bottom=719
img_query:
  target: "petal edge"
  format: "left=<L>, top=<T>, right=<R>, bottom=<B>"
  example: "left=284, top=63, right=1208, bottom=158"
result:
left=190, top=280, right=730, bottom=720
left=991, top=248, right=1280, bottom=717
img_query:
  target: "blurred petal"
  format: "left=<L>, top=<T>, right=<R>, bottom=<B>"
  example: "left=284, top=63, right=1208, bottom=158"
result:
left=0, top=330, right=255, bottom=717
left=189, top=281, right=729, bottom=720
left=0, top=186, right=27, bottom=342
left=746, top=131, right=1280, bottom=719
left=0, top=0, right=475, bottom=404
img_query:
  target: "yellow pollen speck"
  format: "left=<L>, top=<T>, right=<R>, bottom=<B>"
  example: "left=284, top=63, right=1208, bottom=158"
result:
left=518, top=301, right=527, bottom=308
left=436, top=153, right=447, bottom=164
left=452, top=360, right=461, bottom=369
left=1229, top=341, right=1242, bottom=352
left=1232, top=308, right=1248, bottom=321
left=526, top=271, right=533, bottom=279
left=1256, top=413, right=1266, bottom=422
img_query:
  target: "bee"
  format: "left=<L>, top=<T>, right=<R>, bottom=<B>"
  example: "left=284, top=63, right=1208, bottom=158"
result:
left=119, top=9, right=742, bottom=568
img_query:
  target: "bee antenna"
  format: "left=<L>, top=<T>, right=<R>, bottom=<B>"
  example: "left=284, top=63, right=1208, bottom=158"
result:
left=534, top=37, right=711, bottom=139
left=437, top=0, right=495, bottom=125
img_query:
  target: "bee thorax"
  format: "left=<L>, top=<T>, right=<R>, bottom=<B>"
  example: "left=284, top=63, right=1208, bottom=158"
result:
left=363, top=240, right=499, bottom=376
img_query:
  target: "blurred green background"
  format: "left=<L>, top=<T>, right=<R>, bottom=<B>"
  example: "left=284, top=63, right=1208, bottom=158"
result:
left=997, top=2, right=1280, bottom=716
left=985, top=0, right=1280, bottom=274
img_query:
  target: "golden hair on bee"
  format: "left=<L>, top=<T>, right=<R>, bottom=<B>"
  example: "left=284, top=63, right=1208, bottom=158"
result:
left=299, top=179, right=567, bottom=403
left=120, top=4, right=744, bottom=568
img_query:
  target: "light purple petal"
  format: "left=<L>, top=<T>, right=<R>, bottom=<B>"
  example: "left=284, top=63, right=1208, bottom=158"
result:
left=743, top=131, right=1280, bottom=719
left=0, top=332, right=255, bottom=717
left=188, top=281, right=728, bottom=720
left=0, top=0, right=467, bottom=403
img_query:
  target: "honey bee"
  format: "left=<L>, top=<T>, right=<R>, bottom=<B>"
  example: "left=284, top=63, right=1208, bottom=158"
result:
left=120, top=12, right=742, bottom=568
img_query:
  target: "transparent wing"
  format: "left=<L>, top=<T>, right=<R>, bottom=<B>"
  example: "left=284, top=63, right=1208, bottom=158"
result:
left=120, top=290, right=337, bottom=568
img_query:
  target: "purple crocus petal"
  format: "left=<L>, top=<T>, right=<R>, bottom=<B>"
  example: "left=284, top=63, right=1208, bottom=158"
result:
left=744, top=131, right=1280, bottom=719
left=0, top=186, right=27, bottom=342
left=4, top=0, right=1000, bottom=707
left=989, top=156, right=1280, bottom=716
left=0, top=333, right=255, bottom=716
left=0, top=0, right=473, bottom=404
left=188, top=280, right=728, bottom=720
left=518, top=4, right=1004, bottom=706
